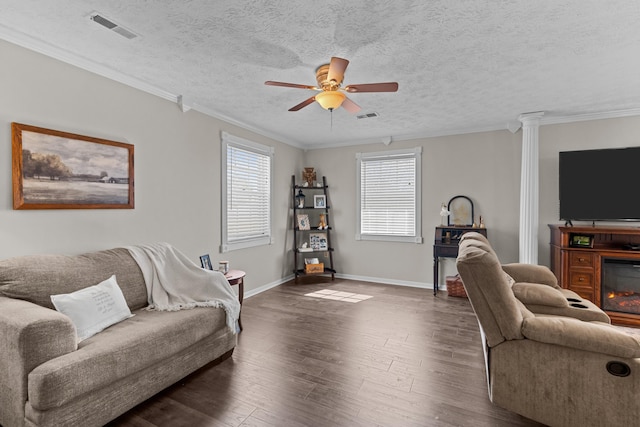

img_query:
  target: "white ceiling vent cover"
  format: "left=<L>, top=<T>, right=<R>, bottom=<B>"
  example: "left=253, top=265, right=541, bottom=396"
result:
left=89, top=12, right=139, bottom=39
left=356, top=112, right=379, bottom=120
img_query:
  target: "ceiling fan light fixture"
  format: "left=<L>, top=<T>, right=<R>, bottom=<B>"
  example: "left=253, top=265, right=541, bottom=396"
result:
left=315, top=91, right=345, bottom=111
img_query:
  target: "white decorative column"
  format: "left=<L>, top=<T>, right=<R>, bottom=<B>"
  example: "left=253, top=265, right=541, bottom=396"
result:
left=518, top=112, right=544, bottom=264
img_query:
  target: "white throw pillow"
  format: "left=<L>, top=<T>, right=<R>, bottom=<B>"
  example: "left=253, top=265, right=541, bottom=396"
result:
left=51, top=275, right=134, bottom=342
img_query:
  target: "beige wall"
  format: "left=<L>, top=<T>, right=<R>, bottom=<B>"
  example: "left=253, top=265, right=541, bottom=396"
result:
left=304, top=130, right=523, bottom=288
left=0, top=39, right=302, bottom=294
left=305, top=115, right=640, bottom=287
left=3, top=39, right=640, bottom=292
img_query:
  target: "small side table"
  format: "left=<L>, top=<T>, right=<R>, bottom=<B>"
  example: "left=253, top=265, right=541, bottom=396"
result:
left=225, top=269, right=246, bottom=331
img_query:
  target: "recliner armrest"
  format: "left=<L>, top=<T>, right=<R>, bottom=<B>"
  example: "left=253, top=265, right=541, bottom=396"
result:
left=513, top=282, right=568, bottom=307
left=522, top=316, right=640, bottom=358
left=0, top=297, right=77, bottom=427
left=502, top=263, right=560, bottom=288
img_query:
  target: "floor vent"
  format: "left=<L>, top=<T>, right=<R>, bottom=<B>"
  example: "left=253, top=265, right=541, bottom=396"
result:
left=89, top=12, right=139, bottom=39
left=356, top=112, right=379, bottom=119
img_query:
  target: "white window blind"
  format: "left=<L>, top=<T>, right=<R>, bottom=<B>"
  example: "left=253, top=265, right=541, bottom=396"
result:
left=221, top=132, right=273, bottom=252
left=356, top=148, right=422, bottom=243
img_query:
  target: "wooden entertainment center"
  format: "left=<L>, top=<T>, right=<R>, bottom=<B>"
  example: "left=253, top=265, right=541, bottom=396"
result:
left=549, top=224, right=640, bottom=326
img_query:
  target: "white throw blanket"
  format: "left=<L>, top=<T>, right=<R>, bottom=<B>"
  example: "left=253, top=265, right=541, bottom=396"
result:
left=126, top=243, right=240, bottom=333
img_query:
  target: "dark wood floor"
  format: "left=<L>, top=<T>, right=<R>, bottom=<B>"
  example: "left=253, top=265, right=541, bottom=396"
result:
left=108, top=278, right=544, bottom=427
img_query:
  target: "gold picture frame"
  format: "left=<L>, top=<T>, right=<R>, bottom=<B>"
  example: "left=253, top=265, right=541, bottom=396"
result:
left=12, top=123, right=134, bottom=209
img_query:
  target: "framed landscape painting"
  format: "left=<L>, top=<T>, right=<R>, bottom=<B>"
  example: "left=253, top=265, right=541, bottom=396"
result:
left=12, top=123, right=134, bottom=209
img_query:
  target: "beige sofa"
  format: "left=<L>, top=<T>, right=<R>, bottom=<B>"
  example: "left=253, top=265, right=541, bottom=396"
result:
left=456, top=232, right=640, bottom=427
left=0, top=247, right=237, bottom=427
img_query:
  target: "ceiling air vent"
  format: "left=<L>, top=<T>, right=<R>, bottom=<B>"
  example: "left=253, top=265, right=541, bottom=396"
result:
left=356, top=112, right=379, bottom=120
left=89, top=12, right=139, bottom=39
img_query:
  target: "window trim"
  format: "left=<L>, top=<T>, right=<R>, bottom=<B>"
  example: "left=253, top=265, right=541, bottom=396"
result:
left=221, top=132, right=274, bottom=253
left=356, top=147, right=422, bottom=243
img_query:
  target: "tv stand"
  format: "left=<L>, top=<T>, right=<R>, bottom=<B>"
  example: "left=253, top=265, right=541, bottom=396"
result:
left=549, top=224, right=640, bottom=326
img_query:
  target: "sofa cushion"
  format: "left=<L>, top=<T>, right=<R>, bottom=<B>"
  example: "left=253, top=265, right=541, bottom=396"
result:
left=0, top=248, right=147, bottom=311
left=28, top=306, right=229, bottom=410
left=51, top=275, right=134, bottom=341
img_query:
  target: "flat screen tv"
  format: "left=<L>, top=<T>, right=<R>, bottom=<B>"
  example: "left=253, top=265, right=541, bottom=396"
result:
left=559, top=146, right=640, bottom=222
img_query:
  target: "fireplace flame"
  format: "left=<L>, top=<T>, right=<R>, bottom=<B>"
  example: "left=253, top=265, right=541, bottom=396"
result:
left=605, top=290, right=640, bottom=314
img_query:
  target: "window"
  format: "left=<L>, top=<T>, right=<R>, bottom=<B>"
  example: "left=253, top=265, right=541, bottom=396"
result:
left=221, top=132, right=274, bottom=252
left=356, top=147, right=422, bottom=243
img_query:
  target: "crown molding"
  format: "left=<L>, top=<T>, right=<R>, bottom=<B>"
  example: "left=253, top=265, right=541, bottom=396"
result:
left=3, top=24, right=640, bottom=151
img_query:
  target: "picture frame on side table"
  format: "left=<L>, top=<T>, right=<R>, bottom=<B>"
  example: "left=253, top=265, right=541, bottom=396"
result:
left=314, top=195, right=326, bottom=209
left=11, top=122, right=134, bottom=210
left=297, top=214, right=310, bottom=230
left=200, top=254, right=213, bottom=270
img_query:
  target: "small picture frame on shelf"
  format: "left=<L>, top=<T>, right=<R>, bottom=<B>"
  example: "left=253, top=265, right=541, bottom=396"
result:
left=314, top=195, right=326, bottom=209
left=569, top=233, right=594, bottom=248
left=199, top=254, right=213, bottom=270
left=297, top=214, right=310, bottom=230
left=310, top=232, right=328, bottom=250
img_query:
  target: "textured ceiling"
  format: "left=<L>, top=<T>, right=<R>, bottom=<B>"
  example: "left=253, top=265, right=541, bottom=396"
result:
left=1, top=0, right=640, bottom=148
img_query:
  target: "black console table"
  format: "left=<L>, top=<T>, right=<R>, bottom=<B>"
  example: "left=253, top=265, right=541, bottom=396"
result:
left=433, top=226, right=487, bottom=295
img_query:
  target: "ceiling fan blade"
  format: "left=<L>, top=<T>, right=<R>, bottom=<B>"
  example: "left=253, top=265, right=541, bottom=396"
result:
left=344, top=82, right=399, bottom=93
left=341, top=96, right=361, bottom=114
left=289, top=96, right=316, bottom=111
left=265, top=81, right=317, bottom=90
left=327, top=57, right=349, bottom=83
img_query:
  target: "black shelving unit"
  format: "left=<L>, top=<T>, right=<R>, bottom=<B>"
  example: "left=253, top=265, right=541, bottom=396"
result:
left=292, top=175, right=335, bottom=280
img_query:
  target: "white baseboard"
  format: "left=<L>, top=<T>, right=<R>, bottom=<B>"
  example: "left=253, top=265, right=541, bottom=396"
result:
left=244, top=274, right=295, bottom=299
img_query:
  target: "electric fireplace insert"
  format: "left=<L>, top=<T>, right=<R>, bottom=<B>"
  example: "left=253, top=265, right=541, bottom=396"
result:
left=602, top=258, right=640, bottom=315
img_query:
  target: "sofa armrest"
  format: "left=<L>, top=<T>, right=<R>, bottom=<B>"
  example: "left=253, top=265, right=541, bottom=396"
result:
left=0, top=297, right=77, bottom=427
left=522, top=316, right=640, bottom=358
left=502, top=263, right=560, bottom=289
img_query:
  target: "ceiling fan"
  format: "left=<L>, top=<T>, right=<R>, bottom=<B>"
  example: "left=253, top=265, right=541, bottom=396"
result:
left=265, top=57, right=398, bottom=113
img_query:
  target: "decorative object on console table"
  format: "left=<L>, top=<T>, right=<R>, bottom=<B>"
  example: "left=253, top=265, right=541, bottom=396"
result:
left=569, top=233, right=594, bottom=248
left=439, top=203, right=450, bottom=225
left=447, top=195, right=474, bottom=226
left=291, top=174, right=335, bottom=280
left=433, top=225, right=487, bottom=296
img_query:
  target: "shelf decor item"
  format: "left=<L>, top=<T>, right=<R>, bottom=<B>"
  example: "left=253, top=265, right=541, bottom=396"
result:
left=310, top=232, right=328, bottom=250
left=314, top=194, right=326, bottom=208
left=302, top=167, right=316, bottom=186
left=295, top=189, right=306, bottom=208
left=297, top=214, right=310, bottom=230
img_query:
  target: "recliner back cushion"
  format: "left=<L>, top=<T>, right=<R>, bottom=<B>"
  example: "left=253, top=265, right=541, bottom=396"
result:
left=0, top=248, right=147, bottom=311
left=457, top=238, right=525, bottom=347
